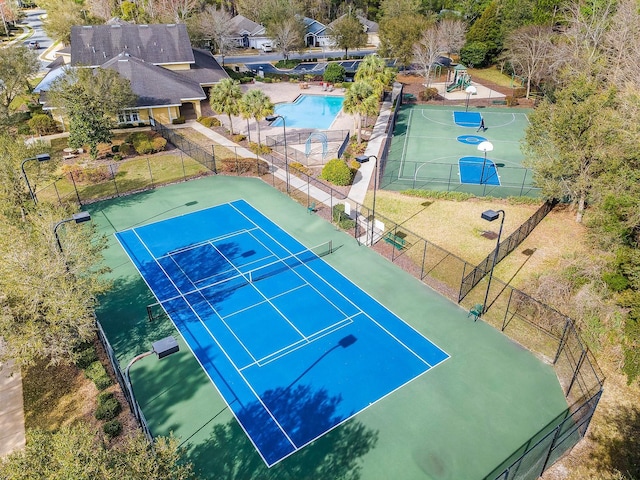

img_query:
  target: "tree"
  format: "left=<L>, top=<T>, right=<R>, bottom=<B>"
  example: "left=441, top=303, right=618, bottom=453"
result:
left=209, top=78, right=243, bottom=134
left=323, top=63, right=346, bottom=83
left=190, top=6, right=236, bottom=65
left=413, top=22, right=441, bottom=87
left=0, top=423, right=194, bottom=479
left=0, top=45, right=39, bottom=121
left=0, top=202, right=111, bottom=367
left=239, top=88, right=274, bottom=145
left=354, top=54, right=396, bottom=96
left=438, top=18, right=467, bottom=57
left=47, top=68, right=137, bottom=159
left=503, top=25, right=554, bottom=98
left=156, top=0, right=199, bottom=24
left=379, top=0, right=422, bottom=19
left=328, top=13, right=367, bottom=58
left=267, top=17, right=306, bottom=61
left=39, top=0, right=85, bottom=44
left=379, top=14, right=430, bottom=68
left=343, top=80, right=378, bottom=143
left=523, top=74, right=622, bottom=223
left=464, top=0, right=502, bottom=64
left=602, top=0, right=640, bottom=89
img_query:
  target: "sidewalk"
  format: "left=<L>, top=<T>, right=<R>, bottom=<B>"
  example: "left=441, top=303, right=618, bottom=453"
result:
left=0, top=358, right=25, bottom=457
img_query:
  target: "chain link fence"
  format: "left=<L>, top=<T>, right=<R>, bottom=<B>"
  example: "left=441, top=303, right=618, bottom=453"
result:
left=41, top=124, right=603, bottom=480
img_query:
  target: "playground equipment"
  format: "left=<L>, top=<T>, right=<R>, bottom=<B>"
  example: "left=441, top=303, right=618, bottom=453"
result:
left=305, top=132, right=328, bottom=159
left=447, top=64, right=472, bottom=92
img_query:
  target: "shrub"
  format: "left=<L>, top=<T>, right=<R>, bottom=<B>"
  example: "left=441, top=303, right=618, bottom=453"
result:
left=84, top=361, right=112, bottom=390
left=118, top=142, right=132, bottom=156
left=28, top=113, right=58, bottom=135
left=263, top=77, right=273, bottom=83
left=152, top=137, right=167, bottom=151
left=232, top=134, right=246, bottom=143
left=111, top=144, right=119, bottom=153
left=505, top=96, right=519, bottom=106
left=290, top=162, right=310, bottom=175
left=219, top=158, right=269, bottom=175
left=332, top=204, right=355, bottom=229
left=60, top=165, right=112, bottom=183
left=113, top=154, right=122, bottom=161
left=198, top=116, right=220, bottom=128
left=348, top=159, right=361, bottom=170
left=127, top=132, right=166, bottom=154
left=419, top=87, right=439, bottom=101
left=248, top=142, right=271, bottom=155
left=75, top=345, right=98, bottom=369
left=17, top=124, right=31, bottom=135
left=603, top=272, right=630, bottom=292
left=172, top=116, right=186, bottom=124
left=321, top=158, right=353, bottom=185
left=103, top=420, right=122, bottom=439
left=95, top=393, right=122, bottom=421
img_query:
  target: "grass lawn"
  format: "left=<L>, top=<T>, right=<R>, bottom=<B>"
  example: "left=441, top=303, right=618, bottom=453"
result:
left=468, top=67, right=522, bottom=88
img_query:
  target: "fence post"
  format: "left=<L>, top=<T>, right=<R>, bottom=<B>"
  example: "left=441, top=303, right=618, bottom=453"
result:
left=110, top=164, right=120, bottom=197
left=147, top=157, right=154, bottom=187
left=540, top=424, right=563, bottom=475
left=565, top=349, right=587, bottom=398
left=70, top=172, right=82, bottom=206
left=553, top=318, right=571, bottom=364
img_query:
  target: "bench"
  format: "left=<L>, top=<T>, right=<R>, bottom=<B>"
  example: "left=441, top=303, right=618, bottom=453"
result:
left=384, top=232, right=405, bottom=250
left=403, top=93, right=416, bottom=102
left=492, top=99, right=507, bottom=105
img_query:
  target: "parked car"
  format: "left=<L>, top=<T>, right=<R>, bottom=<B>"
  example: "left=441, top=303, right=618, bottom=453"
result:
left=28, top=40, right=40, bottom=50
left=261, top=43, right=273, bottom=53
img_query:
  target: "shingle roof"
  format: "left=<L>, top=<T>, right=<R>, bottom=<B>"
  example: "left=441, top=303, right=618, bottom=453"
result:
left=71, top=24, right=195, bottom=67
left=229, top=15, right=265, bottom=36
left=179, top=48, right=230, bottom=86
left=101, top=53, right=205, bottom=107
left=327, top=14, right=379, bottom=34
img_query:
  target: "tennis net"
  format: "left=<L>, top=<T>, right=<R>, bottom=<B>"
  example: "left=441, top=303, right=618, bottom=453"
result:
left=147, top=240, right=333, bottom=321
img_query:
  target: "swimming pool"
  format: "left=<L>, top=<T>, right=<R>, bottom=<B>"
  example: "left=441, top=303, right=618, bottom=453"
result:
left=272, top=95, right=344, bottom=129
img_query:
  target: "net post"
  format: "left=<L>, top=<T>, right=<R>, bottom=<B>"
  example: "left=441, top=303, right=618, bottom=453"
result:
left=147, top=304, right=153, bottom=322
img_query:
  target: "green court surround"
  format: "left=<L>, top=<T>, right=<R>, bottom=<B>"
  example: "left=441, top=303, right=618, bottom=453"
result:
left=92, top=176, right=567, bottom=479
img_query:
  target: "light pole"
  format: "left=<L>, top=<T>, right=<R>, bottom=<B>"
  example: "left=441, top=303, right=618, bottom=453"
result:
left=481, top=209, right=505, bottom=315
left=124, top=336, right=179, bottom=426
left=477, top=141, right=493, bottom=188
left=465, top=85, right=477, bottom=112
left=21, top=153, right=51, bottom=205
left=356, top=154, right=378, bottom=246
left=53, top=211, right=91, bottom=252
left=266, top=114, right=290, bottom=194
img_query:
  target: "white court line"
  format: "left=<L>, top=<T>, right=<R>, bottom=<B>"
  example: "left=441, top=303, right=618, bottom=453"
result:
left=398, top=108, right=413, bottom=180
left=162, top=227, right=259, bottom=258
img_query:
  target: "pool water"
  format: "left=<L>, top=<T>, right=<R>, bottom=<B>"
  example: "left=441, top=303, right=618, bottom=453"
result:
left=273, top=95, right=344, bottom=129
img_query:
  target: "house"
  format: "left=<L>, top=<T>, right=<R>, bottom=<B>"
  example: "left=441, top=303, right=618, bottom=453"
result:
left=326, top=14, right=380, bottom=47
left=36, top=23, right=229, bottom=125
left=228, top=15, right=271, bottom=51
left=302, top=17, right=330, bottom=48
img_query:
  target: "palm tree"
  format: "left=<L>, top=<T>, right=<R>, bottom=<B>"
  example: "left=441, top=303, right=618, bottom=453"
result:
left=355, top=55, right=396, bottom=97
left=343, top=80, right=378, bottom=144
left=209, top=78, right=242, bottom=134
left=239, top=89, right=274, bottom=145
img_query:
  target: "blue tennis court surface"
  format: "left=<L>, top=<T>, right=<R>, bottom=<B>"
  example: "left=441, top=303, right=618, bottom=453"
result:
left=454, top=110, right=482, bottom=128
left=115, top=200, right=449, bottom=466
left=459, top=156, right=500, bottom=185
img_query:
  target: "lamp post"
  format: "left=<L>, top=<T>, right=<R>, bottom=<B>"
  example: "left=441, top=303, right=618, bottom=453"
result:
left=481, top=209, right=505, bottom=315
left=21, top=153, right=51, bottom=205
left=124, top=336, right=179, bottom=426
left=465, top=85, right=477, bottom=112
left=266, top=114, right=290, bottom=194
left=477, top=141, right=493, bottom=188
left=53, top=211, right=91, bottom=252
left=356, top=154, right=378, bottom=246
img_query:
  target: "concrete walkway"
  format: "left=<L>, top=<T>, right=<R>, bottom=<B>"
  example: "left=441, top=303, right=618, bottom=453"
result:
left=0, top=358, right=25, bottom=457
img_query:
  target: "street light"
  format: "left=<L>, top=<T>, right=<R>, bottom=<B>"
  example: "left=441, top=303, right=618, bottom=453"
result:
left=465, top=85, right=477, bottom=112
left=53, top=211, right=91, bottom=252
left=124, top=336, right=179, bottom=426
left=266, top=114, right=290, bottom=194
left=356, top=154, right=378, bottom=246
left=21, top=153, right=51, bottom=205
left=480, top=209, right=505, bottom=316
left=477, top=141, right=494, bottom=188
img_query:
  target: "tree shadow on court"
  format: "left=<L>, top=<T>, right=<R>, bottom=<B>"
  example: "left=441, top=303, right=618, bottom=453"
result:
left=188, top=384, right=378, bottom=479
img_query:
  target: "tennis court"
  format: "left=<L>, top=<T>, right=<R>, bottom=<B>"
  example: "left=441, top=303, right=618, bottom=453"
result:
left=115, top=200, right=448, bottom=466
left=382, top=105, right=538, bottom=197
left=93, top=176, right=568, bottom=479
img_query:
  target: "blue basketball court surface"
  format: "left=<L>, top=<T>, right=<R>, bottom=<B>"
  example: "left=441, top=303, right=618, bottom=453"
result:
left=459, top=156, right=500, bottom=185
left=115, top=199, right=449, bottom=466
left=453, top=111, right=483, bottom=128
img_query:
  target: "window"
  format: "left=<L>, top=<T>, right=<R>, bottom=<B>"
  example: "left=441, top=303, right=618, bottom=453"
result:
left=118, top=110, right=140, bottom=124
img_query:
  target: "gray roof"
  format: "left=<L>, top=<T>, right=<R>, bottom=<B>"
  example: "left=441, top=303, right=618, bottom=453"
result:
left=102, top=53, right=205, bottom=107
left=229, top=15, right=265, bottom=36
left=71, top=24, right=195, bottom=67
left=180, top=48, right=230, bottom=86
left=302, top=17, right=326, bottom=36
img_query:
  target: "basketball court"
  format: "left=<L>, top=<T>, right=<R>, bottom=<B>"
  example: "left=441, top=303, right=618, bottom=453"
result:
left=382, top=105, right=538, bottom=197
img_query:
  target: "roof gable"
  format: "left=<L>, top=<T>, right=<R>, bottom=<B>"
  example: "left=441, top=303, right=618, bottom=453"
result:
left=229, top=15, right=265, bottom=37
left=71, top=24, right=195, bottom=67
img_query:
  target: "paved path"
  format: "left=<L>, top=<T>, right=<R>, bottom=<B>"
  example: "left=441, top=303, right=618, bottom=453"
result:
left=0, top=358, right=25, bottom=458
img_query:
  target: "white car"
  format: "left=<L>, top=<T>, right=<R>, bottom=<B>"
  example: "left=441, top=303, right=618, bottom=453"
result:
left=28, top=40, right=40, bottom=50
left=261, top=43, right=273, bottom=53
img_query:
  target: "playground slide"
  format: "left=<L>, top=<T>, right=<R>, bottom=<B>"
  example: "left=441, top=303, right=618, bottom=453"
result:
left=446, top=77, right=463, bottom=92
